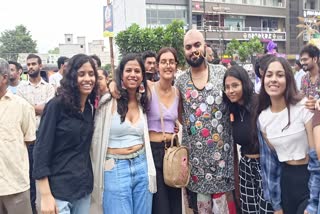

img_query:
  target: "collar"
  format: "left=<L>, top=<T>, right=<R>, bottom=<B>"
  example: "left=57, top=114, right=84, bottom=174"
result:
left=97, top=93, right=112, bottom=108
left=0, top=90, right=14, bottom=101
left=28, top=78, right=46, bottom=87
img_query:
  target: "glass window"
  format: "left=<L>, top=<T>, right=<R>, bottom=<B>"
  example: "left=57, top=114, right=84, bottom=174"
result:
left=158, top=10, right=175, bottom=19
left=146, top=4, right=188, bottom=27
left=304, top=0, right=316, bottom=9
left=246, top=0, right=262, bottom=5
left=225, top=0, right=243, bottom=3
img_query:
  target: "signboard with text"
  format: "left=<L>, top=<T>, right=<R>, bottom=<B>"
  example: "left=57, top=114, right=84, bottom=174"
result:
left=103, top=5, right=114, bottom=37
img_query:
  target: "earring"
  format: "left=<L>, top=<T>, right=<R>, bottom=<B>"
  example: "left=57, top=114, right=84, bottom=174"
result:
left=139, top=83, right=145, bottom=94
left=121, top=80, right=126, bottom=89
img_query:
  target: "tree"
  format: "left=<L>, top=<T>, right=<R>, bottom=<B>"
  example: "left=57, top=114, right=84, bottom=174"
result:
left=0, top=25, right=37, bottom=61
left=225, top=37, right=263, bottom=62
left=115, top=20, right=186, bottom=67
left=48, top=47, right=60, bottom=54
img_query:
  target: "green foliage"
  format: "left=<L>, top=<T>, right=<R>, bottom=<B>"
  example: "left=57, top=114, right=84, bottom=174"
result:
left=115, top=20, right=186, bottom=66
left=103, top=63, right=111, bottom=71
left=0, top=25, right=37, bottom=61
left=225, top=39, right=240, bottom=56
left=48, top=47, right=60, bottom=54
left=225, top=36, right=263, bottom=62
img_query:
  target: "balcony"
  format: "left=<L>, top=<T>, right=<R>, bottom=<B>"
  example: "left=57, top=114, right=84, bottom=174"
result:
left=197, top=26, right=286, bottom=41
left=192, top=1, right=287, bottom=18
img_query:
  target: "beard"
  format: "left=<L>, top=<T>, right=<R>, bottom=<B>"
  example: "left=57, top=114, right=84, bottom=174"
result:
left=186, top=55, right=205, bottom=68
left=28, top=69, right=40, bottom=78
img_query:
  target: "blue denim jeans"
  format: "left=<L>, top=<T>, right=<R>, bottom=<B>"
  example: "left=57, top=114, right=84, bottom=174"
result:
left=103, top=152, right=152, bottom=214
left=55, top=194, right=91, bottom=214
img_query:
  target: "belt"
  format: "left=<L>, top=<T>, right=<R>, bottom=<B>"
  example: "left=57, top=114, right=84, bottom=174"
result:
left=106, top=147, right=145, bottom=160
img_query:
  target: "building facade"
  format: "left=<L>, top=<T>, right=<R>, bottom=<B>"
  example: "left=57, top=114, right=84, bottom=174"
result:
left=191, top=0, right=288, bottom=54
left=59, top=34, right=86, bottom=58
left=88, top=40, right=111, bottom=66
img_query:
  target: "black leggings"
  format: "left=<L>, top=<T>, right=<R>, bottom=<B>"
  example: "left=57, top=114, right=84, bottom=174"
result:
left=280, top=163, right=310, bottom=214
left=150, top=141, right=182, bottom=214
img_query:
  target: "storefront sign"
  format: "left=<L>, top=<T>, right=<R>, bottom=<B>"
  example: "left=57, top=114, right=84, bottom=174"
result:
left=243, top=32, right=285, bottom=40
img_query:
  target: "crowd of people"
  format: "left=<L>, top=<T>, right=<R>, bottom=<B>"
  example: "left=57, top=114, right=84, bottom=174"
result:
left=1, top=29, right=320, bottom=214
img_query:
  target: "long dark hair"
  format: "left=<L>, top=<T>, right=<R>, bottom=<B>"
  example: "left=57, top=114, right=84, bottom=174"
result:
left=223, top=65, right=259, bottom=152
left=57, top=54, right=98, bottom=112
left=253, top=57, right=302, bottom=132
left=222, top=65, right=254, bottom=112
left=115, top=53, right=148, bottom=122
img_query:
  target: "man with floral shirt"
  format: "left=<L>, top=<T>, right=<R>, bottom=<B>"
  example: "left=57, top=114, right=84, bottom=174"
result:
left=300, top=44, right=320, bottom=110
left=176, top=29, right=235, bottom=214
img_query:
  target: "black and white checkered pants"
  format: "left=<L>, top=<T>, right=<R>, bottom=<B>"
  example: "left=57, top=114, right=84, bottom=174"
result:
left=239, top=156, right=273, bottom=214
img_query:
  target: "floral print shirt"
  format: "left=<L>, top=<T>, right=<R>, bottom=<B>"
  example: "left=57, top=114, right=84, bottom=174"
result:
left=301, top=72, right=320, bottom=99
left=175, top=64, right=234, bottom=194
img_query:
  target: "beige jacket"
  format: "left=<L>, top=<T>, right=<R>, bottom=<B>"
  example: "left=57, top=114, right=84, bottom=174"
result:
left=90, top=93, right=157, bottom=212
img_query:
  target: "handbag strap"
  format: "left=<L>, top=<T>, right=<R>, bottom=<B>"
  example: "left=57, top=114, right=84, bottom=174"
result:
left=154, top=83, right=167, bottom=144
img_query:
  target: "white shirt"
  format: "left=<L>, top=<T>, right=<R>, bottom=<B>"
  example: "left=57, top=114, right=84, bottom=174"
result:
left=294, top=69, right=305, bottom=91
left=49, top=72, right=63, bottom=89
left=259, top=99, right=313, bottom=162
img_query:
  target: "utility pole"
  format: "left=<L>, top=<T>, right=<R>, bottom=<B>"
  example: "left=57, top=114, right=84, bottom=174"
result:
left=203, top=0, right=207, bottom=41
left=107, top=0, right=115, bottom=76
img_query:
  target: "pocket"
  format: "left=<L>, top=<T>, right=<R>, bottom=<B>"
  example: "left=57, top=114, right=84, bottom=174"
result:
left=104, top=158, right=116, bottom=171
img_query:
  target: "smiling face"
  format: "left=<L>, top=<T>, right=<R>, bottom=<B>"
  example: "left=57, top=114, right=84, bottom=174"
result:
left=77, top=62, right=96, bottom=98
left=122, top=60, right=143, bottom=92
left=224, top=76, right=243, bottom=104
left=158, top=51, right=177, bottom=81
left=300, top=53, right=317, bottom=72
left=264, top=61, right=286, bottom=99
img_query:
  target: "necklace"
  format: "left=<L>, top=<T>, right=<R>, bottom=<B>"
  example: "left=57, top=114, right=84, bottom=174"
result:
left=239, top=109, right=245, bottom=122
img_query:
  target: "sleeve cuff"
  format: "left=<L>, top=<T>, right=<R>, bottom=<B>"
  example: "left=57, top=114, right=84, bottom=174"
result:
left=33, top=167, right=51, bottom=180
left=271, top=202, right=282, bottom=211
left=306, top=204, right=317, bottom=214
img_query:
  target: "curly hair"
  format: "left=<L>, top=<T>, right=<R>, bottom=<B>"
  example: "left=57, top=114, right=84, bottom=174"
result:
left=57, top=54, right=98, bottom=112
left=115, top=53, right=148, bottom=123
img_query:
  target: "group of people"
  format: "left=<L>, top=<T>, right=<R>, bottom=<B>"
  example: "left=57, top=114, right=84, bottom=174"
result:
left=1, top=29, right=320, bottom=214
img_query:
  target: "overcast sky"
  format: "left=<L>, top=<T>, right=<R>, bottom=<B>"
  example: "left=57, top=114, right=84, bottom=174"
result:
left=0, top=0, right=106, bottom=53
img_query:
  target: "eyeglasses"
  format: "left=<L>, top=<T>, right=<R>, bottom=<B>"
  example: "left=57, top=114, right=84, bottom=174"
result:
left=159, top=60, right=177, bottom=66
left=224, top=83, right=241, bottom=92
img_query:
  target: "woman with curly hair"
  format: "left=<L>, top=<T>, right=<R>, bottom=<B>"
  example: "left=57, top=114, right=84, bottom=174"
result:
left=91, top=53, right=156, bottom=214
left=33, top=54, right=98, bottom=214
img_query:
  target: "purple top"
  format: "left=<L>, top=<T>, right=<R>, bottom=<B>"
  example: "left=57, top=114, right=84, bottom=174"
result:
left=147, top=85, right=179, bottom=133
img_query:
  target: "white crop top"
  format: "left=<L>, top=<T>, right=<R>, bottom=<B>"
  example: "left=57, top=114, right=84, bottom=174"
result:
left=258, top=99, right=313, bottom=162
